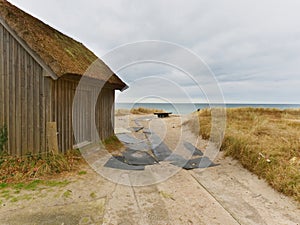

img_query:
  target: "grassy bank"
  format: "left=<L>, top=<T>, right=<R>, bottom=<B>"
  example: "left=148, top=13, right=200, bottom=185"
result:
left=0, top=135, right=123, bottom=184
left=0, top=150, right=83, bottom=184
left=130, top=107, right=165, bottom=114
left=197, top=108, right=300, bottom=202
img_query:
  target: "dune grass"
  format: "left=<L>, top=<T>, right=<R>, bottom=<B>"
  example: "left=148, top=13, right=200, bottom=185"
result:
left=130, top=107, right=165, bottom=114
left=0, top=150, right=83, bottom=184
left=197, top=107, right=300, bottom=202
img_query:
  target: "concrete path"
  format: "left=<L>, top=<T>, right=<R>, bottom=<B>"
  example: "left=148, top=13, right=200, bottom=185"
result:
left=0, top=114, right=299, bottom=224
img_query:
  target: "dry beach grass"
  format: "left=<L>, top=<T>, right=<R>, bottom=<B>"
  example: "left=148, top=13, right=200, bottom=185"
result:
left=130, top=107, right=165, bottom=114
left=195, top=107, right=300, bottom=202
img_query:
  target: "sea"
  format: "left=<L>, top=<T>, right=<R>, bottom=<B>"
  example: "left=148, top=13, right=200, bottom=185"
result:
left=116, top=103, right=300, bottom=115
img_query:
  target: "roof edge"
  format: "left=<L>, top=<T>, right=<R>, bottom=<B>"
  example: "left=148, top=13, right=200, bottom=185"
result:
left=0, top=15, right=58, bottom=80
left=60, top=73, right=127, bottom=91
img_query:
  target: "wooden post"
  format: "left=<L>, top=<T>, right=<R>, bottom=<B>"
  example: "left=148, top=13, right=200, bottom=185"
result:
left=47, top=122, right=59, bottom=154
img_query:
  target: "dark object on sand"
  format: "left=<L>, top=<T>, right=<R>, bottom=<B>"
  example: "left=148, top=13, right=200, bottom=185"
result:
left=104, top=156, right=145, bottom=170
left=123, top=149, right=157, bottom=165
left=183, top=142, right=204, bottom=156
left=171, top=156, right=219, bottom=170
left=154, top=112, right=172, bottom=118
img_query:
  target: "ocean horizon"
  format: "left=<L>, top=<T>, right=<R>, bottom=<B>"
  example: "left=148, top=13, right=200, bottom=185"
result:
left=116, top=102, right=300, bottom=115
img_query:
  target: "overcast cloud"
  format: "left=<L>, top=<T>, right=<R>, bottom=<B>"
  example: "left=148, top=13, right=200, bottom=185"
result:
left=9, top=0, right=300, bottom=103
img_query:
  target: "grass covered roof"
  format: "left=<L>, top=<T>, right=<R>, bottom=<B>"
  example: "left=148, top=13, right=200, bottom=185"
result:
left=0, top=0, right=126, bottom=89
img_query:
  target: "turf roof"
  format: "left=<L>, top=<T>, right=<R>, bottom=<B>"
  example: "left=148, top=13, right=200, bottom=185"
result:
left=0, top=0, right=126, bottom=90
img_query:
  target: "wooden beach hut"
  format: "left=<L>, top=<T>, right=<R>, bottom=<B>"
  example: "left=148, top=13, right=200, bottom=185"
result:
left=0, top=0, right=127, bottom=156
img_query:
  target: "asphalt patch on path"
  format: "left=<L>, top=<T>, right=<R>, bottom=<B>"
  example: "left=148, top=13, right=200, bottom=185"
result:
left=172, top=156, right=220, bottom=170
left=112, top=127, right=219, bottom=171
left=183, top=142, right=204, bottom=156
left=123, top=149, right=158, bottom=165
left=152, top=142, right=173, bottom=161
left=104, top=156, right=145, bottom=171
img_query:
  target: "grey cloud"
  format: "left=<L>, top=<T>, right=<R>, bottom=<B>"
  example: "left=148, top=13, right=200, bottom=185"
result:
left=10, top=0, right=300, bottom=103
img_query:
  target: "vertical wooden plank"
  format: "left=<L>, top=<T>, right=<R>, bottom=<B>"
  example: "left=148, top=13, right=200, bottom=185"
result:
left=61, top=79, right=65, bottom=152
left=3, top=26, right=8, bottom=134
left=15, top=42, right=22, bottom=156
left=33, top=63, right=40, bottom=155
left=68, top=81, right=73, bottom=150
left=44, top=76, right=52, bottom=153
left=21, top=47, right=28, bottom=155
left=2, top=27, right=6, bottom=148
left=0, top=24, right=4, bottom=126
left=56, top=80, right=60, bottom=152
left=65, top=80, right=68, bottom=151
left=44, top=76, right=52, bottom=122
left=5, top=31, right=11, bottom=153
left=10, top=34, right=16, bottom=155
left=68, top=81, right=72, bottom=149
left=52, top=81, right=57, bottom=150
left=40, top=71, right=45, bottom=154
left=27, top=55, right=34, bottom=153
left=72, top=81, right=76, bottom=148
left=62, top=80, right=65, bottom=153
left=65, top=80, right=69, bottom=150
left=52, top=80, right=56, bottom=122
left=57, top=80, right=62, bottom=152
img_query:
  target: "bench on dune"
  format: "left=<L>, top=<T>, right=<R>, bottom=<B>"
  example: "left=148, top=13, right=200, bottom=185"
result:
left=154, top=112, right=172, bottom=118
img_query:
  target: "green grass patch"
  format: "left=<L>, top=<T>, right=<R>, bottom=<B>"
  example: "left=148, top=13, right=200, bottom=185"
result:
left=0, top=183, right=8, bottom=189
left=10, top=197, right=18, bottom=203
left=43, top=180, right=70, bottom=187
left=90, top=192, right=97, bottom=199
left=78, top=170, right=87, bottom=175
left=0, top=180, right=70, bottom=194
left=63, top=190, right=72, bottom=198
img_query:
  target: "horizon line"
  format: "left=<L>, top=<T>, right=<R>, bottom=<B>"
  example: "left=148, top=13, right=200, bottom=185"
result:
left=116, top=102, right=300, bottom=105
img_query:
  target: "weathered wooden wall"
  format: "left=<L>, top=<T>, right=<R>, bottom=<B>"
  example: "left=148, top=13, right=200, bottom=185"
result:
left=52, top=77, right=115, bottom=153
left=0, top=22, right=116, bottom=156
left=0, top=22, right=51, bottom=156
left=96, top=88, right=115, bottom=140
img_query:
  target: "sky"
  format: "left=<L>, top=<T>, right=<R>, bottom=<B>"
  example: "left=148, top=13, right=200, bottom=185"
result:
left=9, top=0, right=300, bottom=104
